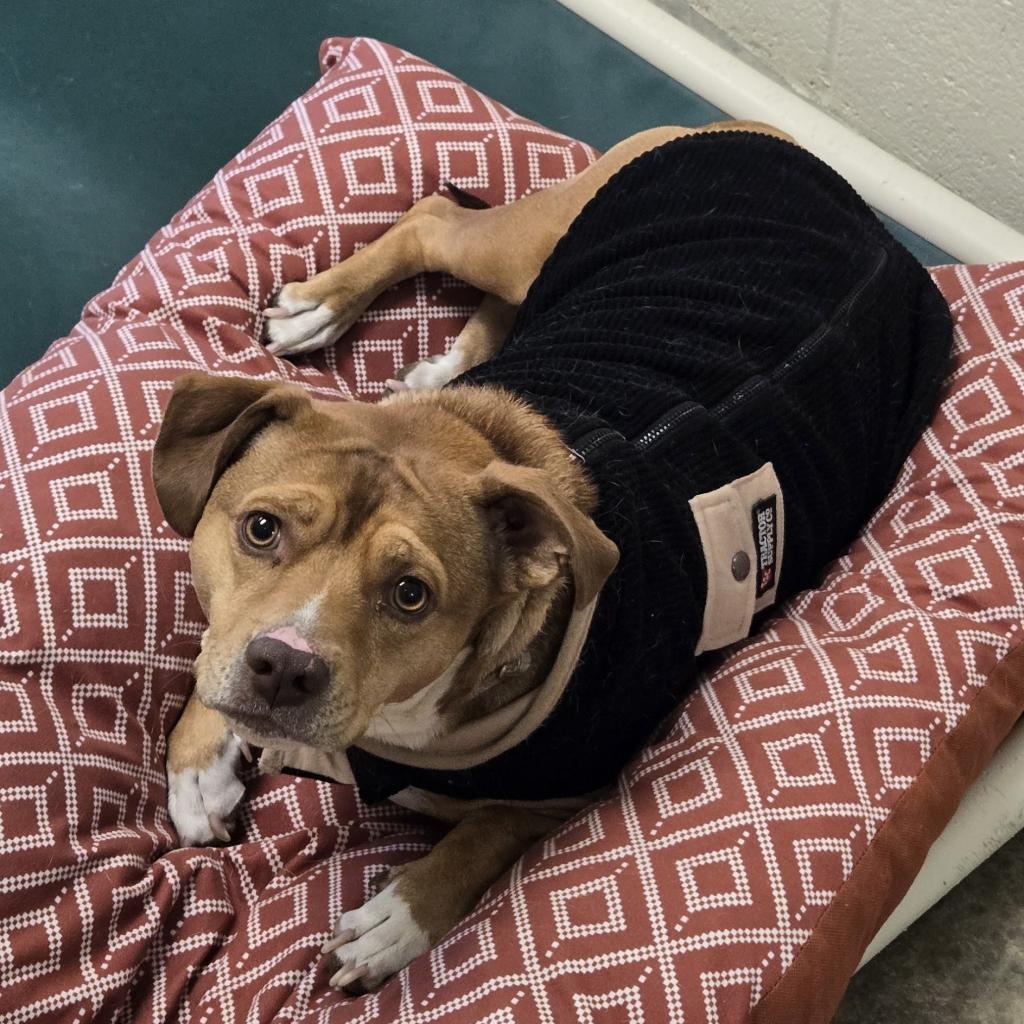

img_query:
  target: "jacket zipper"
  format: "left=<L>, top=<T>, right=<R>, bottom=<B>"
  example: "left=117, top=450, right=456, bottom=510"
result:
left=572, top=246, right=889, bottom=462
left=633, top=401, right=701, bottom=450
left=568, top=427, right=624, bottom=463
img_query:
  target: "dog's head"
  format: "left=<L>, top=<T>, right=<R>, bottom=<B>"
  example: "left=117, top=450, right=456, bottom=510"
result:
left=153, top=373, right=617, bottom=752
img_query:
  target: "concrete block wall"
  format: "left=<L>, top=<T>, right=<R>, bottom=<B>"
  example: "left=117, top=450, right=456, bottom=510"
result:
left=651, top=0, right=1024, bottom=232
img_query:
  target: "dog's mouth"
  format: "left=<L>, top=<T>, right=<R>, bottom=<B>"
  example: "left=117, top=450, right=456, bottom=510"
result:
left=216, top=704, right=291, bottom=740
left=206, top=697, right=319, bottom=746
left=204, top=688, right=357, bottom=752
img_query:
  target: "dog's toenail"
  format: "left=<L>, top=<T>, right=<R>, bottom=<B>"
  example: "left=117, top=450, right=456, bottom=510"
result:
left=322, top=928, right=356, bottom=954
left=330, top=962, right=368, bottom=989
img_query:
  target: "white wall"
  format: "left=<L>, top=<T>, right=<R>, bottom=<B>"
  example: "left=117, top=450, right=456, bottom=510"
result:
left=651, top=0, right=1024, bottom=233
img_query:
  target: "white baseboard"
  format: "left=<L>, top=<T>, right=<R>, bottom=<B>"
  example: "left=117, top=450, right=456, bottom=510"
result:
left=556, top=0, right=1024, bottom=263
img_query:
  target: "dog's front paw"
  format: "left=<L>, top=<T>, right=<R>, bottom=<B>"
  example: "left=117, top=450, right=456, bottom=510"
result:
left=264, top=283, right=349, bottom=356
left=167, top=732, right=247, bottom=847
left=323, top=873, right=431, bottom=993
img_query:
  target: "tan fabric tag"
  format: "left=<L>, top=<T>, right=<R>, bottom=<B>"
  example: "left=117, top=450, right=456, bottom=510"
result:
left=689, top=462, right=785, bottom=654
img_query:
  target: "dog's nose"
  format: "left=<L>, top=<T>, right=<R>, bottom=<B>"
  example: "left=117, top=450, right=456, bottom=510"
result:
left=244, top=636, right=329, bottom=708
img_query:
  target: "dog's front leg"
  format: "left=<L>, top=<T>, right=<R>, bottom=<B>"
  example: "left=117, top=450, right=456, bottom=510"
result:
left=166, top=692, right=248, bottom=846
left=324, top=804, right=555, bottom=992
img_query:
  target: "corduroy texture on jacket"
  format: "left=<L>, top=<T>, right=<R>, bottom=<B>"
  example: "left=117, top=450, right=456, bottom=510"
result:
left=348, top=132, right=953, bottom=803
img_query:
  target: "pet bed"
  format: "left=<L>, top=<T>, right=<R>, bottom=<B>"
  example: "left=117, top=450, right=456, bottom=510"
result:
left=0, top=38, right=1021, bottom=1024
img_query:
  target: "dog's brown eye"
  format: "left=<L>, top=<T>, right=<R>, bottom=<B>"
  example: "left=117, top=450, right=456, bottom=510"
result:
left=243, top=511, right=280, bottom=549
left=392, top=576, right=429, bottom=614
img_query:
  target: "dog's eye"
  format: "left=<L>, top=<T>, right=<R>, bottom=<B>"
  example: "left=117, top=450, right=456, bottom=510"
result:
left=392, top=576, right=430, bottom=614
left=243, top=511, right=280, bottom=549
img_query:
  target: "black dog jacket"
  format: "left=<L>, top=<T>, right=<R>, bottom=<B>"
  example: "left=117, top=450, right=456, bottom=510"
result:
left=346, top=131, right=953, bottom=804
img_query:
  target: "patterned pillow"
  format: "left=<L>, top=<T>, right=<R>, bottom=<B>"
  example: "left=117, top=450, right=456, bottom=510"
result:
left=0, top=36, right=1021, bottom=1024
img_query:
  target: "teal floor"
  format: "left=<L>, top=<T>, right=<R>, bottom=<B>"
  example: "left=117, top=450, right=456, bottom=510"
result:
left=0, top=0, right=951, bottom=387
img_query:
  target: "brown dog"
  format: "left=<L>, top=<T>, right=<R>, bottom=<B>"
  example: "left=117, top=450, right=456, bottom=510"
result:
left=155, top=120, right=793, bottom=991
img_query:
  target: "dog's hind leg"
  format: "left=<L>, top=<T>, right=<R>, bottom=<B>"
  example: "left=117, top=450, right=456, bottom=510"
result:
left=263, top=181, right=546, bottom=362
left=264, top=120, right=795, bottom=374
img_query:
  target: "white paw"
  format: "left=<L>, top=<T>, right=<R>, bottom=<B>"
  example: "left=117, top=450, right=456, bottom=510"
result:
left=397, top=349, right=465, bottom=390
left=167, top=733, right=247, bottom=847
left=323, top=880, right=430, bottom=991
left=264, top=284, right=344, bottom=356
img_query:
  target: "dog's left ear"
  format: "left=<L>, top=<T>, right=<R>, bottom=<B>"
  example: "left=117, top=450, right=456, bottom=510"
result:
left=474, top=461, right=619, bottom=609
left=153, top=373, right=310, bottom=538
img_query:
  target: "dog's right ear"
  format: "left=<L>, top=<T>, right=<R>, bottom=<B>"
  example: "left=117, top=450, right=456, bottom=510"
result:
left=152, top=373, right=309, bottom=538
left=473, top=461, right=619, bottom=610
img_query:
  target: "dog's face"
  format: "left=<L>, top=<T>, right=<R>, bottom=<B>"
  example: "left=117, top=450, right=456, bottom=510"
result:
left=153, top=374, right=617, bottom=752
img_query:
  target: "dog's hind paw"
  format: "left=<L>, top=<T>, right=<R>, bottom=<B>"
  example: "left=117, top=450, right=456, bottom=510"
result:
left=167, top=732, right=246, bottom=847
left=263, top=283, right=351, bottom=356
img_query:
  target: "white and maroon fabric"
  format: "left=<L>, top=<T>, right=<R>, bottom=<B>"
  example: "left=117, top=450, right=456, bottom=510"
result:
left=0, top=36, right=1021, bottom=1024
